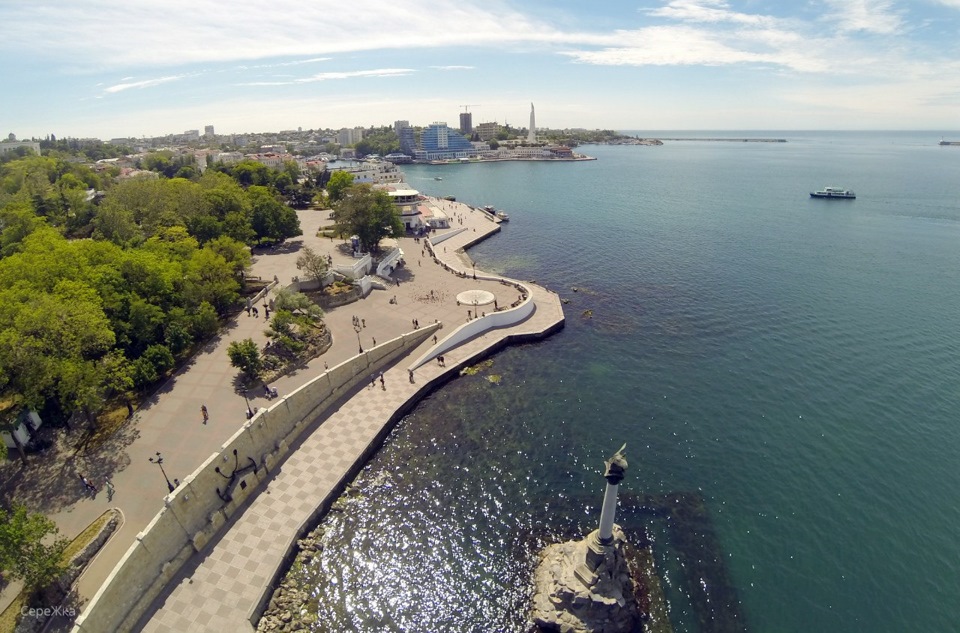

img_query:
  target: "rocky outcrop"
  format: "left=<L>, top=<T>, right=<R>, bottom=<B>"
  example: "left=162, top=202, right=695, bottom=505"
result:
left=531, top=526, right=640, bottom=633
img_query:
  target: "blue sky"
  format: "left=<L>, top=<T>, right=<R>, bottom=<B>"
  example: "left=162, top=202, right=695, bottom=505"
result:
left=2, top=0, right=960, bottom=139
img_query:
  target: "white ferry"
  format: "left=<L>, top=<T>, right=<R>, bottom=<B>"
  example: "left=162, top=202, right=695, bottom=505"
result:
left=482, top=205, right=510, bottom=221
left=810, top=187, right=855, bottom=199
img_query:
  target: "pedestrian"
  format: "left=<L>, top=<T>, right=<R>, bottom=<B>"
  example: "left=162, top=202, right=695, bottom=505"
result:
left=494, top=299, right=498, bottom=310
left=396, top=278, right=400, bottom=287
left=362, top=318, right=366, bottom=328
left=265, top=306, right=270, bottom=319
left=201, top=404, right=209, bottom=423
left=408, top=369, right=415, bottom=383
left=379, top=372, right=385, bottom=389
left=79, top=474, right=96, bottom=494
left=371, top=376, right=376, bottom=389
left=372, top=337, right=376, bottom=345
left=253, top=306, right=259, bottom=317
left=433, top=334, right=438, bottom=344
left=418, top=260, right=421, bottom=267
left=324, top=361, right=329, bottom=370
left=104, top=479, right=115, bottom=501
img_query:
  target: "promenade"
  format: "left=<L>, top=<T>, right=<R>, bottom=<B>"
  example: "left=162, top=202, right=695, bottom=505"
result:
left=1, top=198, right=562, bottom=631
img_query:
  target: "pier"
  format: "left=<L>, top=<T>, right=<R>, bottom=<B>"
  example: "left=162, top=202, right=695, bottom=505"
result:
left=655, top=137, right=787, bottom=143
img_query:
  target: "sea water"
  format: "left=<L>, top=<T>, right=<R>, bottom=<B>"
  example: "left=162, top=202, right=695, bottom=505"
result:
left=295, top=132, right=960, bottom=632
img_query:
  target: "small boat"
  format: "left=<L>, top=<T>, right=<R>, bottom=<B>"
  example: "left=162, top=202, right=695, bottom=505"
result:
left=482, top=205, right=509, bottom=221
left=434, top=176, right=443, bottom=180
left=810, top=187, right=855, bottom=199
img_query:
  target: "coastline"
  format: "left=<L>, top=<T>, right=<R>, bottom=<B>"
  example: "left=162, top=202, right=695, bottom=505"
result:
left=79, top=199, right=564, bottom=633
left=415, top=155, right=595, bottom=165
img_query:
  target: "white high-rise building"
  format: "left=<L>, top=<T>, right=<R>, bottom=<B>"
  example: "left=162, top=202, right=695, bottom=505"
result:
left=527, top=103, right=536, bottom=143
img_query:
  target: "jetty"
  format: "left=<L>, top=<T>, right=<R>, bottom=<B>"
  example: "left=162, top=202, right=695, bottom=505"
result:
left=655, top=137, right=787, bottom=143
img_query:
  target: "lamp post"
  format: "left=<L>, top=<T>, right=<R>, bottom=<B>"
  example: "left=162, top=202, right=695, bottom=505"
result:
left=242, top=389, right=253, bottom=418
left=354, top=324, right=364, bottom=354
left=149, top=451, right=176, bottom=493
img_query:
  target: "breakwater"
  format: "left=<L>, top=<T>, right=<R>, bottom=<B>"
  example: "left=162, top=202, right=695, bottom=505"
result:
left=655, top=137, right=787, bottom=142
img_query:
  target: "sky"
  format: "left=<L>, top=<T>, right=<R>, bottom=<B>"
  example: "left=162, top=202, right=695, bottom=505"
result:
left=2, top=0, right=960, bottom=139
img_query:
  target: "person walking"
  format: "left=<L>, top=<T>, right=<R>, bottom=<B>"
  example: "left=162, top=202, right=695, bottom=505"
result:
left=201, top=404, right=209, bottom=423
left=79, top=474, right=97, bottom=495
left=379, top=372, right=385, bottom=389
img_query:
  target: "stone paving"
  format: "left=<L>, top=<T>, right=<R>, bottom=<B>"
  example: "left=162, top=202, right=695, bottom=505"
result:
left=0, top=198, right=562, bottom=631
left=133, top=204, right=563, bottom=632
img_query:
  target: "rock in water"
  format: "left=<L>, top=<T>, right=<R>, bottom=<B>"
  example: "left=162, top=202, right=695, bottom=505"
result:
left=531, top=526, right=641, bottom=632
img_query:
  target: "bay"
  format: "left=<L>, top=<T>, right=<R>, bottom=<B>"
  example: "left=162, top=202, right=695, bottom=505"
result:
left=295, top=132, right=960, bottom=632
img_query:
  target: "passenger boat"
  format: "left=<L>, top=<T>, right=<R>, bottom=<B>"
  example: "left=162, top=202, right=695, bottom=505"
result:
left=482, top=205, right=510, bottom=221
left=810, top=187, right=855, bottom=199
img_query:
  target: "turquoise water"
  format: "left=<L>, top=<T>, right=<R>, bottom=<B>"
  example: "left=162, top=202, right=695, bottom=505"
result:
left=298, top=132, right=960, bottom=632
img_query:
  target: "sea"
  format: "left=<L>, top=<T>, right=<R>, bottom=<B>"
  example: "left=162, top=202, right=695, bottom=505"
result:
left=290, top=131, right=960, bottom=632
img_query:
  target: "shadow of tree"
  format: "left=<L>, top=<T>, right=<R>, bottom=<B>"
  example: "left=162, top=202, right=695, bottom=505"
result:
left=0, top=418, right=139, bottom=515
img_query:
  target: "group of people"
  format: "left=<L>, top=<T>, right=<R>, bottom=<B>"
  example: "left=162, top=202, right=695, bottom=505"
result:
left=352, top=315, right=365, bottom=328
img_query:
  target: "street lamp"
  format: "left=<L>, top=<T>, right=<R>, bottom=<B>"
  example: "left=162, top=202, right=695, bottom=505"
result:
left=354, top=324, right=364, bottom=354
left=242, top=389, right=254, bottom=418
left=149, top=451, right=176, bottom=493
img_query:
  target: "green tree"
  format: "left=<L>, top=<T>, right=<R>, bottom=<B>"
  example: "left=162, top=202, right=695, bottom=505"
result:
left=183, top=247, right=241, bottom=315
left=273, top=286, right=324, bottom=319
left=330, top=184, right=404, bottom=253
left=0, top=504, right=68, bottom=595
left=325, top=170, right=354, bottom=203
left=190, top=301, right=220, bottom=340
left=248, top=186, right=301, bottom=244
left=295, top=246, right=329, bottom=285
left=227, top=338, right=262, bottom=378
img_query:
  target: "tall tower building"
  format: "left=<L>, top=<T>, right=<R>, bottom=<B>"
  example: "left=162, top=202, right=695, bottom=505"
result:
left=204, top=125, right=215, bottom=139
left=527, top=103, right=536, bottom=143
left=459, top=111, right=473, bottom=134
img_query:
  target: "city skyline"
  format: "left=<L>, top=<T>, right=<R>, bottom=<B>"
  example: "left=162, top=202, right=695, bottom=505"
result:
left=3, top=0, right=960, bottom=140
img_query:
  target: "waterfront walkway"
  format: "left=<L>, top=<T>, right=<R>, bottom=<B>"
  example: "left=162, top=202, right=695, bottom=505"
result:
left=15, top=199, right=561, bottom=631
left=133, top=205, right=562, bottom=632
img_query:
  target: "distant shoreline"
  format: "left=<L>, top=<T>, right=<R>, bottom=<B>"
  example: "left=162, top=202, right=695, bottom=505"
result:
left=414, top=156, right=596, bottom=165
left=655, top=137, right=787, bottom=142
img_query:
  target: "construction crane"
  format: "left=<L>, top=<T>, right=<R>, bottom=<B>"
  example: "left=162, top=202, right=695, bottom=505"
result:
left=460, top=104, right=480, bottom=113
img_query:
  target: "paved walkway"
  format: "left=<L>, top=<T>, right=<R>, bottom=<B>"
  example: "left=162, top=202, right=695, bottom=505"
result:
left=0, top=199, right=561, bottom=629
left=138, top=284, right=561, bottom=632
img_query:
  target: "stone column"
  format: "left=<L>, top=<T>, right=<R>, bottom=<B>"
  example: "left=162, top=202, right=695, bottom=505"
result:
left=598, top=444, right=627, bottom=544
left=531, top=444, right=640, bottom=633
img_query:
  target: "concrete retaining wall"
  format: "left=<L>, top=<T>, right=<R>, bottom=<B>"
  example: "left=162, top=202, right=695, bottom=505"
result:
left=72, top=325, right=438, bottom=633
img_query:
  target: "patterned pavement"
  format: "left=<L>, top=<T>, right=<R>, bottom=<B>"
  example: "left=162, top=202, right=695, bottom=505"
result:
left=57, top=200, right=562, bottom=632
left=138, top=229, right=563, bottom=631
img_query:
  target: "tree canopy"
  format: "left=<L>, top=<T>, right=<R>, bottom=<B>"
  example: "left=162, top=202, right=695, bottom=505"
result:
left=325, top=170, right=353, bottom=203
left=0, top=504, right=68, bottom=594
left=330, top=184, right=404, bottom=253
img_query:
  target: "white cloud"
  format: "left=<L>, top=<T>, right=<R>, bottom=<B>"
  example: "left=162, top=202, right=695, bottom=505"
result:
left=431, top=65, right=475, bottom=70
left=820, top=0, right=903, bottom=34
left=240, top=57, right=332, bottom=69
left=104, top=75, right=186, bottom=93
left=239, top=67, right=414, bottom=87
left=296, top=68, right=414, bottom=82
left=645, top=0, right=778, bottom=26
left=0, top=1, right=563, bottom=70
